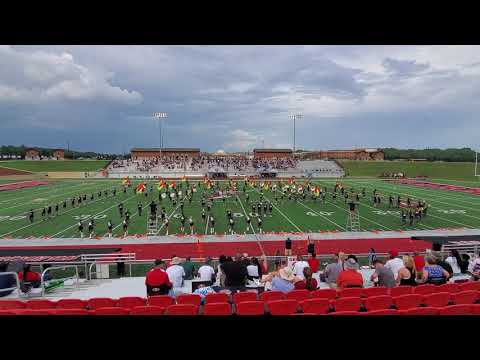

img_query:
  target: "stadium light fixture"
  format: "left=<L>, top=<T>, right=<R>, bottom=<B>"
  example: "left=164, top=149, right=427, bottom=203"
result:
left=153, top=112, right=168, bottom=158
left=288, top=113, right=303, bottom=153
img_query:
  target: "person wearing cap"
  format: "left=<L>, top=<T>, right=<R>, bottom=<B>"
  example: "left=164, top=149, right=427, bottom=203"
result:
left=166, top=257, right=186, bottom=290
left=385, top=250, right=404, bottom=280
left=336, top=258, right=364, bottom=289
left=145, top=259, right=172, bottom=296
left=370, top=259, right=396, bottom=288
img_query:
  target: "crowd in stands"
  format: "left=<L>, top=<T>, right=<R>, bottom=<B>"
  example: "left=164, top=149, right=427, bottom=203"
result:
left=252, top=157, right=298, bottom=171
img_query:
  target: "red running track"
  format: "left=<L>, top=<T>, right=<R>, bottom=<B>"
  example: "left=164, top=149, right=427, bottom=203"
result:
left=0, top=180, right=49, bottom=192
left=391, top=179, right=480, bottom=195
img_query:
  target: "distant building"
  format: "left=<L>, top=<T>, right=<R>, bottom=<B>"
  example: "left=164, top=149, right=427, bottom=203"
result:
left=25, top=148, right=40, bottom=160
left=130, top=148, right=201, bottom=160
left=53, top=149, right=65, bottom=160
left=298, top=148, right=384, bottom=161
left=253, top=148, right=293, bottom=159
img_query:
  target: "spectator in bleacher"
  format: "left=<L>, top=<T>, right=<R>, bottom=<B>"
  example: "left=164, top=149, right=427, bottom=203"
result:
left=413, top=252, right=425, bottom=276
left=145, top=259, right=172, bottom=296
left=246, top=257, right=261, bottom=282
left=221, top=254, right=248, bottom=292
left=367, top=248, right=377, bottom=268
left=17, top=264, right=41, bottom=288
left=307, top=253, right=319, bottom=274
left=262, top=261, right=299, bottom=293
left=459, top=254, right=470, bottom=274
left=432, top=251, right=453, bottom=278
left=323, top=252, right=345, bottom=288
left=420, top=256, right=449, bottom=285
left=197, top=258, right=216, bottom=282
left=182, top=256, right=195, bottom=280
left=0, top=262, right=16, bottom=297
left=445, top=250, right=462, bottom=275
left=370, top=259, right=396, bottom=288
left=293, top=255, right=309, bottom=280
left=469, top=255, right=480, bottom=280
left=396, top=256, right=417, bottom=286
left=336, top=258, right=363, bottom=289
left=193, top=283, right=217, bottom=302
left=294, top=267, right=318, bottom=290
left=216, top=255, right=227, bottom=287
left=166, top=257, right=186, bottom=291
left=385, top=250, right=404, bottom=280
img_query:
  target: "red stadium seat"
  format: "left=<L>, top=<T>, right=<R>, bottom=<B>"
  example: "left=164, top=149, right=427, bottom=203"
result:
left=166, top=304, right=199, bottom=315
left=148, top=295, right=175, bottom=307
left=0, top=300, right=26, bottom=310
left=203, top=303, right=232, bottom=315
left=56, top=299, right=87, bottom=309
left=389, top=286, right=413, bottom=297
left=0, top=310, right=18, bottom=316
left=437, top=283, right=460, bottom=294
left=117, top=297, right=146, bottom=309
left=267, top=300, right=299, bottom=315
left=459, top=281, right=480, bottom=292
left=286, top=289, right=310, bottom=302
left=176, top=294, right=201, bottom=306
left=422, top=292, right=451, bottom=307
left=362, top=287, right=389, bottom=298
left=472, top=304, right=480, bottom=315
left=233, top=291, right=257, bottom=304
left=236, top=301, right=265, bottom=315
left=339, top=288, right=363, bottom=298
left=15, top=309, right=52, bottom=315
left=93, top=307, right=130, bottom=315
left=451, top=290, right=479, bottom=305
left=393, top=294, right=423, bottom=310
left=328, top=311, right=361, bottom=315
left=438, top=304, right=472, bottom=315
left=130, top=306, right=166, bottom=315
left=204, top=293, right=229, bottom=304
left=294, top=313, right=318, bottom=315
left=87, top=298, right=117, bottom=310
left=364, top=309, right=398, bottom=315
left=413, top=284, right=437, bottom=296
left=26, top=299, right=57, bottom=309
left=259, top=291, right=285, bottom=302
left=333, top=297, right=362, bottom=312
left=299, top=298, right=330, bottom=314
left=363, top=295, right=393, bottom=311
left=310, top=289, right=337, bottom=300
left=51, top=308, right=90, bottom=315
left=400, top=307, right=440, bottom=315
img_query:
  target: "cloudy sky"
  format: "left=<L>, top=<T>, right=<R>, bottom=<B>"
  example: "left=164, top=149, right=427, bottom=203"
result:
left=1, top=45, right=480, bottom=154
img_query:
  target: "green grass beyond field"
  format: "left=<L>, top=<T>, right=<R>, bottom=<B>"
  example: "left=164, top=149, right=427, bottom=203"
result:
left=340, top=160, right=480, bottom=182
left=0, top=178, right=479, bottom=239
left=0, top=160, right=110, bottom=172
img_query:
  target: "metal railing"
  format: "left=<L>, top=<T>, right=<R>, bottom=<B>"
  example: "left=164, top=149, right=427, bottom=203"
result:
left=0, top=272, right=21, bottom=297
left=441, top=243, right=480, bottom=255
left=40, top=265, right=80, bottom=297
left=82, top=253, right=136, bottom=280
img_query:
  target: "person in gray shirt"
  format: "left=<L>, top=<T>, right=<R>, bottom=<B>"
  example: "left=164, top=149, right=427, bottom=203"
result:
left=323, top=252, right=345, bottom=288
left=370, top=259, right=396, bottom=288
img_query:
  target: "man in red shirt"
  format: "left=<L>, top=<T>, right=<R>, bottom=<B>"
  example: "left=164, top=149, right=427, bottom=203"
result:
left=413, top=252, right=425, bottom=274
left=336, top=258, right=364, bottom=289
left=307, top=253, right=319, bottom=274
left=18, top=265, right=42, bottom=288
left=145, top=259, right=172, bottom=296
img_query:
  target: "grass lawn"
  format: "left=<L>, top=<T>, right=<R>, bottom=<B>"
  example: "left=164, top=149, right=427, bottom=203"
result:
left=1, top=178, right=480, bottom=239
left=0, top=160, right=110, bottom=172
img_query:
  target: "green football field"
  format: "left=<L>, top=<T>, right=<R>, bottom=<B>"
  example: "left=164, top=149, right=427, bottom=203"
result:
left=0, top=160, right=109, bottom=172
left=1, top=177, right=480, bottom=239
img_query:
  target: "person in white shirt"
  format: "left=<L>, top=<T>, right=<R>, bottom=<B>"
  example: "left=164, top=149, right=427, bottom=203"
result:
left=445, top=250, right=461, bottom=275
left=197, top=258, right=216, bottom=282
left=293, top=255, right=310, bottom=280
left=385, top=250, right=404, bottom=280
left=166, top=257, right=185, bottom=289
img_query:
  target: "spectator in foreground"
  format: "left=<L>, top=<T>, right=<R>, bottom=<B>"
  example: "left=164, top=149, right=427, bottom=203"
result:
left=294, top=267, right=318, bottom=291
left=0, top=262, right=16, bottom=297
left=166, top=257, right=186, bottom=291
left=323, top=252, right=344, bottom=288
left=221, top=254, right=247, bottom=293
left=307, top=253, right=319, bottom=274
left=385, top=250, right=404, bottom=280
left=368, top=248, right=377, bottom=268
left=413, top=252, right=425, bottom=278
left=445, top=250, right=462, bottom=275
left=182, top=256, right=195, bottom=280
left=396, top=255, right=417, bottom=286
left=17, top=264, right=41, bottom=288
left=432, top=251, right=454, bottom=278
left=336, top=258, right=363, bottom=289
left=216, top=255, right=227, bottom=287
left=470, top=255, right=480, bottom=280
left=193, top=283, right=217, bottom=303
left=197, top=258, right=216, bottom=282
left=370, top=259, right=396, bottom=288
left=293, top=255, right=309, bottom=280
left=145, top=259, right=172, bottom=296
left=246, top=258, right=261, bottom=284
left=420, top=256, right=449, bottom=285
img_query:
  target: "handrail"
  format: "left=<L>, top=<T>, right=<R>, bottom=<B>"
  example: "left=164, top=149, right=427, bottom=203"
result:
left=80, top=253, right=136, bottom=262
left=40, top=265, right=79, bottom=297
left=0, top=272, right=21, bottom=297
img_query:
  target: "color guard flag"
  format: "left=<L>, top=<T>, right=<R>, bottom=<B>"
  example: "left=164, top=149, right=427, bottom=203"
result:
left=169, top=181, right=176, bottom=189
left=136, top=183, right=146, bottom=194
left=182, top=175, right=187, bottom=182
left=157, top=180, right=166, bottom=191
left=122, top=177, right=130, bottom=186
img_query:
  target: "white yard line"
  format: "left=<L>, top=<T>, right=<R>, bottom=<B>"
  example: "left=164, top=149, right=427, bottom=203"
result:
left=108, top=202, right=151, bottom=236
left=236, top=194, right=265, bottom=255
left=155, top=196, right=187, bottom=235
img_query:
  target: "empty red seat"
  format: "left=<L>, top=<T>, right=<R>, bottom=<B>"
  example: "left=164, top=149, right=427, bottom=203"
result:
left=117, top=297, right=146, bottom=309
left=294, top=313, right=318, bottom=315
left=56, top=299, right=87, bottom=309
left=166, top=304, right=198, bottom=315
left=393, top=294, right=423, bottom=310
left=364, top=309, right=398, bottom=315
left=148, top=295, right=175, bottom=307
left=93, top=307, right=130, bottom=315
left=236, top=301, right=265, bottom=315
left=400, top=307, right=440, bottom=315
left=0, top=310, right=18, bottom=316
left=16, top=309, right=52, bottom=315
left=310, top=289, right=337, bottom=300
left=362, top=287, right=389, bottom=298
left=328, top=311, right=361, bottom=315
left=299, top=298, right=330, bottom=314
left=204, top=293, right=229, bottom=304
left=363, top=295, right=393, bottom=311
left=422, top=292, right=451, bottom=307
left=130, top=306, right=165, bottom=315
left=389, top=286, right=413, bottom=297
left=438, top=304, right=472, bottom=315
left=51, top=308, right=90, bottom=315
left=333, top=297, right=362, bottom=312
left=339, top=288, right=363, bottom=298
left=88, top=298, right=117, bottom=310
left=286, top=289, right=310, bottom=302
left=176, top=294, right=201, bottom=306
left=472, top=304, right=480, bottom=315
left=203, top=303, right=232, bottom=315
left=26, top=299, right=57, bottom=309
left=437, top=283, right=460, bottom=294
left=267, top=300, right=299, bottom=315
left=259, top=291, right=285, bottom=302
left=0, top=300, right=26, bottom=310
left=459, top=281, right=480, bottom=292
left=413, top=284, right=437, bottom=295
left=452, top=290, right=479, bottom=305
left=233, top=291, right=257, bottom=304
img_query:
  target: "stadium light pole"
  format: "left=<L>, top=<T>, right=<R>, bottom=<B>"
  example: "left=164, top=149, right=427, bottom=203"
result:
left=153, top=112, right=167, bottom=158
left=289, top=113, right=303, bottom=153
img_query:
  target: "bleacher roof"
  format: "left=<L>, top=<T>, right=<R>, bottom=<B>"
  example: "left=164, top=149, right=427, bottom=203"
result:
left=253, top=149, right=293, bottom=153
left=131, top=148, right=200, bottom=153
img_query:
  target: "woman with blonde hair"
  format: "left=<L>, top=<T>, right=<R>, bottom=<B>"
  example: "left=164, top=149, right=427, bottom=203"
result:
left=396, top=255, right=417, bottom=286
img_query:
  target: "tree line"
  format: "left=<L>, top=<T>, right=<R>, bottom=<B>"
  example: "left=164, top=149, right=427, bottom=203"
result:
left=383, top=148, right=477, bottom=162
left=0, top=145, right=119, bottom=160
